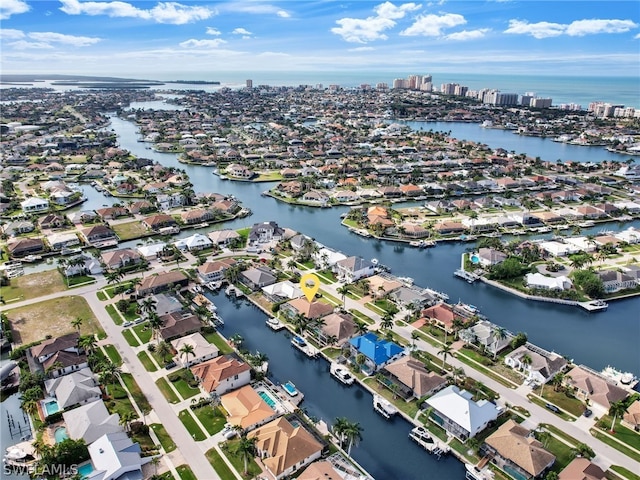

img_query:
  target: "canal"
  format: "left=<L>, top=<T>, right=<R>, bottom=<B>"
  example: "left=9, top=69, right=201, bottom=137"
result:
left=206, top=290, right=465, bottom=479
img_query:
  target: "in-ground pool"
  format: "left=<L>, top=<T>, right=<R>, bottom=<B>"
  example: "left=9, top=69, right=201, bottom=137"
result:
left=42, top=399, right=61, bottom=416
left=77, top=462, right=94, bottom=478
left=470, top=254, right=480, bottom=264
left=503, top=465, right=529, bottom=480
left=256, top=390, right=277, bottom=409
left=54, top=426, right=69, bottom=443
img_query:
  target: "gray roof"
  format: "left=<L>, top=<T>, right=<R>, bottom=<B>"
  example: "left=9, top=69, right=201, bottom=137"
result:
left=336, top=256, right=373, bottom=272
left=45, top=367, right=101, bottom=409
left=87, top=432, right=143, bottom=480
left=63, top=400, right=122, bottom=444
left=241, top=266, right=277, bottom=286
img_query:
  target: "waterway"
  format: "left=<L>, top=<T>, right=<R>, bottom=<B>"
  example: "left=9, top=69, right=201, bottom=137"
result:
left=207, top=290, right=465, bottom=479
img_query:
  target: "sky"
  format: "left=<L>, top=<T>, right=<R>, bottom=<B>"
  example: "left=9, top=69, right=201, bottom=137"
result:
left=1, top=0, right=639, bottom=79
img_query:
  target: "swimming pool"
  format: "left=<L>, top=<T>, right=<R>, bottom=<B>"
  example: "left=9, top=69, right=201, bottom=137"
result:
left=257, top=390, right=277, bottom=409
left=54, top=426, right=68, bottom=443
left=503, top=464, right=529, bottom=480
left=470, top=254, right=480, bottom=264
left=42, top=399, right=61, bottom=416
left=77, top=462, right=94, bottom=479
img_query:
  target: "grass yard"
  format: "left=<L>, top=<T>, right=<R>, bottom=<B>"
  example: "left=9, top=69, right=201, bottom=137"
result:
left=202, top=330, right=234, bottom=354
left=178, top=410, right=207, bottom=441
left=609, top=466, right=640, bottom=480
left=122, top=329, right=140, bottom=347
left=205, top=448, right=237, bottom=480
left=535, top=387, right=586, bottom=417
left=155, top=378, right=180, bottom=404
left=591, top=423, right=640, bottom=462
left=150, top=423, right=176, bottom=453
left=348, top=308, right=374, bottom=325
left=105, top=304, right=124, bottom=325
left=255, top=172, right=283, bottom=181
left=173, top=373, right=200, bottom=400
left=96, top=290, right=107, bottom=301
left=68, top=275, right=96, bottom=287
left=363, top=377, right=420, bottom=418
left=132, top=322, right=152, bottom=344
left=176, top=465, right=197, bottom=480
left=111, top=221, right=151, bottom=241
left=6, top=296, right=103, bottom=344
left=1, top=269, right=66, bottom=302
left=316, top=269, right=338, bottom=284
left=219, top=440, right=263, bottom=478
left=544, top=434, right=578, bottom=473
left=102, top=344, right=123, bottom=365
left=121, top=372, right=152, bottom=412
left=137, top=351, right=158, bottom=372
left=318, top=289, right=341, bottom=306
left=192, top=406, right=226, bottom=436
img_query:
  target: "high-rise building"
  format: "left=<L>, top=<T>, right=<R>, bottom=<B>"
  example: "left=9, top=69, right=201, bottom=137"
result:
left=530, top=98, right=552, bottom=109
left=246, top=79, right=253, bottom=88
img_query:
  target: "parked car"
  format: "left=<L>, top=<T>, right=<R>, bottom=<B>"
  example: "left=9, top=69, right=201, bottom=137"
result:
left=134, top=317, right=145, bottom=325
left=545, top=403, right=560, bottom=413
left=220, top=424, right=237, bottom=439
left=583, top=408, right=593, bottom=418
left=122, top=321, right=134, bottom=327
left=164, top=361, right=177, bottom=370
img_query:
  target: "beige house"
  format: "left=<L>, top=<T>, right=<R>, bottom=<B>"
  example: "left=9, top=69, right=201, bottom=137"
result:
left=191, top=355, right=251, bottom=395
left=381, top=356, right=447, bottom=400
left=622, top=399, right=640, bottom=431
left=220, top=385, right=279, bottom=431
left=564, top=366, right=628, bottom=409
left=171, top=333, right=218, bottom=367
left=558, top=458, right=606, bottom=480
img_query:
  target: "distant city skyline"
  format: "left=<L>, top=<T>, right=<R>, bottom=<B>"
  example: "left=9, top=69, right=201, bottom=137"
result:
left=1, top=0, right=639, bottom=77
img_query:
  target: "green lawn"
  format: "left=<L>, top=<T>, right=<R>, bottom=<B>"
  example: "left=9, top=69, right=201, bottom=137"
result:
left=365, top=301, right=386, bottom=315
left=155, top=378, right=180, bottom=404
left=348, top=309, right=374, bottom=325
left=219, top=440, right=263, bottom=478
left=202, top=330, right=234, bottom=354
left=105, top=304, right=124, bottom=325
left=150, top=423, right=176, bottom=453
left=137, top=351, right=158, bottom=372
left=205, top=448, right=237, bottom=480
left=132, top=322, right=152, bottom=344
left=173, top=372, right=200, bottom=400
left=318, top=289, right=341, bottom=306
left=121, top=373, right=152, bottom=413
left=105, top=385, right=136, bottom=418
left=176, top=465, right=197, bottom=480
left=97, top=290, right=108, bottom=301
left=363, top=378, right=420, bottom=419
left=122, top=329, right=140, bottom=347
left=316, top=269, right=338, bottom=284
left=120, top=303, right=140, bottom=322
left=596, top=415, right=640, bottom=451
left=102, top=344, right=123, bottom=365
left=112, top=220, right=150, bottom=240
left=455, top=350, right=519, bottom=389
left=192, top=406, right=226, bottom=436
left=178, top=410, right=207, bottom=441
left=609, top=466, right=640, bottom=480
left=535, top=387, right=586, bottom=417
left=68, top=275, right=96, bottom=287
left=591, top=426, right=640, bottom=463
left=544, top=434, right=578, bottom=473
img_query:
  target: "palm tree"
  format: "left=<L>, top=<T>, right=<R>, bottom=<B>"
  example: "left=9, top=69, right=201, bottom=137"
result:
left=156, top=341, right=172, bottom=363
left=119, top=411, right=137, bottom=433
left=520, top=354, right=532, bottom=373
left=551, top=372, right=565, bottom=392
left=336, top=285, right=350, bottom=308
left=179, top=344, right=195, bottom=366
left=437, top=344, right=453, bottom=370
left=78, top=335, right=97, bottom=356
left=343, top=420, right=364, bottom=455
left=537, top=430, right=551, bottom=448
left=233, top=434, right=257, bottom=475
left=608, top=400, right=628, bottom=432
left=229, top=334, right=244, bottom=348
left=148, top=312, right=164, bottom=344
left=380, top=312, right=394, bottom=331
left=98, top=362, right=122, bottom=396
left=354, top=321, right=368, bottom=336
left=140, top=297, right=157, bottom=317
left=332, top=417, right=349, bottom=446
left=105, top=270, right=124, bottom=287
left=491, top=326, right=507, bottom=359
left=452, top=367, right=465, bottom=385
left=71, top=317, right=83, bottom=333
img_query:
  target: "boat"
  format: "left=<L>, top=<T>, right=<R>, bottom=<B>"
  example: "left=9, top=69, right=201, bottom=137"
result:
left=578, top=300, right=608, bottom=312
left=194, top=222, right=209, bottom=229
left=3, top=441, right=36, bottom=469
left=266, top=317, right=285, bottom=331
left=205, top=281, right=222, bottom=291
left=60, top=247, right=82, bottom=256
left=409, top=240, right=421, bottom=247
left=465, top=463, right=494, bottom=480
left=291, top=335, right=307, bottom=349
left=373, top=394, right=398, bottom=419
left=371, top=258, right=379, bottom=265
left=282, top=381, right=298, bottom=397
left=21, top=255, right=42, bottom=263
left=397, top=276, right=414, bottom=286
left=454, top=269, right=479, bottom=283
left=425, top=287, right=449, bottom=301
left=330, top=363, right=355, bottom=386
left=408, top=426, right=449, bottom=455
left=601, top=366, right=638, bottom=388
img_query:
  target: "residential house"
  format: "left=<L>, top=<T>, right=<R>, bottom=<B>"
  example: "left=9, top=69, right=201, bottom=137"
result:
left=483, top=419, right=555, bottom=479
left=80, top=225, right=118, bottom=247
left=281, top=298, right=333, bottom=321
left=44, top=368, right=101, bottom=410
left=62, top=254, right=103, bottom=276
left=558, top=458, right=606, bottom=480
left=226, top=164, right=254, bottom=179
left=180, top=208, right=214, bottom=225
left=334, top=256, right=375, bottom=283
left=86, top=432, right=144, bottom=480
left=597, top=270, right=637, bottom=293
left=208, top=229, right=241, bottom=246
left=419, top=303, right=465, bottom=333
left=220, top=385, right=279, bottom=431
left=29, top=332, right=81, bottom=368
left=156, top=192, right=186, bottom=211
left=302, top=190, right=330, bottom=206
left=190, top=355, right=252, bottom=396
left=313, top=312, right=357, bottom=347
left=248, top=221, right=284, bottom=245
left=142, top=214, right=178, bottom=231
left=332, top=190, right=360, bottom=203
left=197, top=258, right=237, bottom=283
left=381, top=356, right=447, bottom=400
left=400, top=223, right=431, bottom=238
left=46, top=232, right=80, bottom=250
left=20, top=197, right=49, bottom=213
left=504, top=345, right=567, bottom=384
left=564, top=366, right=628, bottom=409
left=433, top=221, right=466, bottom=235
left=240, top=266, right=277, bottom=291
left=127, top=200, right=155, bottom=215
left=249, top=417, right=324, bottom=480
left=174, top=233, right=213, bottom=252
left=525, top=273, right=572, bottom=291
left=391, top=286, right=437, bottom=309
left=7, top=237, right=46, bottom=257
left=158, top=312, right=202, bottom=341
left=2, top=220, right=35, bottom=237
left=136, top=270, right=189, bottom=296
left=297, top=461, right=344, bottom=480
left=171, top=333, right=218, bottom=367
left=95, top=207, right=129, bottom=221
left=348, top=332, right=405, bottom=374
left=289, top=234, right=311, bottom=252
left=622, top=399, right=640, bottom=431
left=262, top=281, right=303, bottom=303
left=476, top=248, right=508, bottom=267
left=145, top=293, right=183, bottom=317
left=63, top=400, right=122, bottom=445
left=100, top=248, right=142, bottom=270
left=39, top=213, right=66, bottom=230
left=424, top=385, right=501, bottom=441
left=67, top=210, right=97, bottom=225
left=459, top=320, right=512, bottom=357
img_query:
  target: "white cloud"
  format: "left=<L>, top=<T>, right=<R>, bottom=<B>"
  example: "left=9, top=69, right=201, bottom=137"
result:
left=635, top=33, right=640, bottom=39
left=179, top=38, right=227, bottom=48
left=400, top=13, right=466, bottom=36
left=276, top=10, right=290, bottom=18
left=566, top=19, right=637, bottom=36
left=331, top=2, right=421, bottom=43
left=444, top=28, right=490, bottom=41
left=29, top=31, right=101, bottom=47
left=0, top=29, right=26, bottom=40
left=232, top=28, right=252, bottom=35
left=0, top=0, right=30, bottom=20
left=505, top=18, right=638, bottom=39
left=9, top=41, right=54, bottom=50
left=59, top=0, right=215, bottom=25
left=206, top=27, right=221, bottom=35
left=220, top=3, right=291, bottom=18
left=257, top=51, right=291, bottom=57
left=349, top=46, right=376, bottom=51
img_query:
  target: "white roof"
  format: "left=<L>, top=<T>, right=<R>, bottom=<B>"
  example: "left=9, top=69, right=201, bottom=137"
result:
left=425, top=385, right=500, bottom=437
left=21, top=197, right=48, bottom=207
left=539, top=241, right=579, bottom=256
left=564, top=236, right=596, bottom=252
left=63, top=400, right=122, bottom=444
left=313, top=247, right=347, bottom=266
left=171, top=333, right=219, bottom=362
left=261, top=280, right=303, bottom=300
left=87, top=432, right=142, bottom=480
left=525, top=273, right=572, bottom=290
left=136, top=242, right=166, bottom=257
left=174, top=233, right=213, bottom=250
left=47, top=231, right=79, bottom=244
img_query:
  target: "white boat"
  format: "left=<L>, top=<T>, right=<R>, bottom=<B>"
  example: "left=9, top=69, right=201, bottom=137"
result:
left=266, top=317, right=285, bottom=331
left=373, top=394, right=398, bottom=419
left=454, top=269, right=479, bottom=283
left=578, top=300, right=608, bottom=312
left=601, top=366, right=638, bottom=388
left=409, top=426, right=449, bottom=455
left=330, top=363, right=355, bottom=386
left=397, top=276, right=414, bottom=286
left=21, top=255, right=42, bottom=263
left=205, top=281, right=222, bottom=291
left=465, top=463, right=494, bottom=480
left=371, top=258, right=379, bottom=265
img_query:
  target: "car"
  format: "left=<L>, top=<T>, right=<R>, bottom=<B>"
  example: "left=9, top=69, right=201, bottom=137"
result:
left=545, top=403, right=560, bottom=413
left=220, top=424, right=237, bottom=439
left=134, top=318, right=145, bottom=325
left=164, top=361, right=177, bottom=370
left=583, top=408, right=593, bottom=418
left=122, top=321, right=134, bottom=327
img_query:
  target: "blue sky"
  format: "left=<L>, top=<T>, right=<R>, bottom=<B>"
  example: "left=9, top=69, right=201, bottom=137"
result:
left=1, top=0, right=639, bottom=78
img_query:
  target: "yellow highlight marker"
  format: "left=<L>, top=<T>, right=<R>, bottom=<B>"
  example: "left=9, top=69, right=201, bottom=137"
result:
left=300, top=273, right=320, bottom=303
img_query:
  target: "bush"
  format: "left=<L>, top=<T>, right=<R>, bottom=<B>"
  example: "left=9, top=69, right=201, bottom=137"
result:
left=45, top=411, right=63, bottom=424
left=130, top=421, right=149, bottom=435
left=167, top=372, right=181, bottom=382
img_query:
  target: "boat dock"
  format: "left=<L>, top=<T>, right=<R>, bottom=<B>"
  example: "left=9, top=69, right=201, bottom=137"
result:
left=266, top=317, right=286, bottom=331
left=373, top=394, right=398, bottom=419
left=291, top=335, right=319, bottom=358
left=408, top=426, right=450, bottom=457
left=225, top=286, right=245, bottom=298
left=578, top=300, right=608, bottom=312
left=454, top=269, right=480, bottom=283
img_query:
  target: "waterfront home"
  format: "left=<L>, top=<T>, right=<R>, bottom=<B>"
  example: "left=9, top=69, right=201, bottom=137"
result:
left=312, top=247, right=347, bottom=268
left=563, top=236, right=597, bottom=252
left=575, top=205, right=607, bottom=219
left=240, top=266, right=278, bottom=291
left=348, top=332, right=405, bottom=374
left=459, top=320, right=512, bottom=357
left=173, top=233, right=213, bottom=252
left=63, top=400, right=122, bottom=444
left=380, top=356, right=447, bottom=400
left=312, top=312, right=357, bottom=347
left=80, top=224, right=118, bottom=247
left=158, top=312, right=201, bottom=341
left=482, top=419, right=555, bottom=479
left=95, top=207, right=129, bottom=221
left=248, top=417, right=324, bottom=480
left=100, top=248, right=142, bottom=270
left=424, top=385, right=500, bottom=441
left=332, top=190, right=360, bottom=202
left=248, top=221, right=284, bottom=245
left=190, top=354, right=252, bottom=396
left=615, top=227, right=640, bottom=244
left=136, top=270, right=189, bottom=296
left=67, top=210, right=97, bottom=224
left=226, top=163, right=254, bottom=179
left=391, top=286, right=438, bottom=308
left=564, top=366, right=628, bottom=409
left=334, top=256, right=375, bottom=283
left=297, top=461, right=344, bottom=480
left=171, top=333, right=218, bottom=367
left=558, top=458, right=606, bottom=480
left=504, top=345, right=567, bottom=385
left=597, top=270, right=638, bottom=293
left=180, top=208, right=214, bottom=224
left=208, top=229, right=241, bottom=246
left=281, top=298, right=333, bottom=321
left=400, top=223, right=431, bottom=238
left=46, top=231, right=80, bottom=250
left=44, top=368, right=101, bottom=410
left=433, top=221, right=466, bottom=235
left=289, top=234, right=312, bottom=252
left=156, top=192, right=186, bottom=210
left=197, top=258, right=237, bottom=283
left=622, top=399, right=640, bottom=431
left=20, top=196, right=49, bottom=213
left=127, top=200, right=155, bottom=215
left=525, top=273, right=572, bottom=291
left=142, top=213, right=178, bottom=231
left=145, top=293, right=183, bottom=317
left=220, top=385, right=279, bottom=431
left=87, top=431, right=145, bottom=480
left=302, top=190, right=330, bottom=206
left=476, top=248, right=508, bottom=267
left=530, top=211, right=564, bottom=224
left=62, top=253, right=103, bottom=276
left=262, top=280, right=303, bottom=303
left=419, top=303, right=464, bottom=334
left=7, top=237, right=46, bottom=257
left=2, top=220, right=35, bottom=237
left=539, top=240, right=580, bottom=257
left=136, top=242, right=167, bottom=259
left=39, top=213, right=66, bottom=230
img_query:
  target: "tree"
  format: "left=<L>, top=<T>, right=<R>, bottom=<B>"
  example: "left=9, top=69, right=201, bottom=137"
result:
left=572, top=442, right=594, bottom=459
left=179, top=344, right=195, bottom=366
left=71, top=317, right=83, bottom=333
left=148, top=312, right=164, bottom=344
left=233, top=434, right=257, bottom=475
left=437, top=344, right=452, bottom=370
left=78, top=335, right=97, bottom=356
left=491, top=327, right=507, bottom=359
left=337, top=285, right=350, bottom=308
left=520, top=354, right=532, bottom=373
left=551, top=372, right=565, bottom=392
left=105, top=270, right=124, bottom=286
left=140, top=297, right=157, bottom=317
left=343, top=420, right=364, bottom=455
left=608, top=400, right=628, bottom=432
left=332, top=417, right=349, bottom=446
left=355, top=321, right=368, bottom=336
left=156, top=341, right=172, bottom=363
left=380, top=312, right=394, bottom=330
left=119, top=411, right=137, bottom=433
